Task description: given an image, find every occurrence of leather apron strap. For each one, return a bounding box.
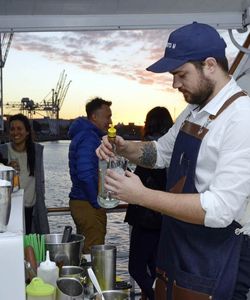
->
[170,91,246,194]
[209,91,247,120]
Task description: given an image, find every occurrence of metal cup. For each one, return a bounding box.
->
[56,277,83,300]
[0,180,12,232]
[90,245,116,291]
[90,290,129,300]
[60,266,86,284]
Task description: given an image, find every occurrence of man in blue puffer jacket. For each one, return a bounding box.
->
[68,97,112,253]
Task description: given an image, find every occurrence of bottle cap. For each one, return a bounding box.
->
[26,277,55,296]
[108,124,116,138]
[39,250,56,270]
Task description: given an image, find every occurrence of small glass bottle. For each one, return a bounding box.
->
[13,168,20,192]
[8,157,20,192]
[97,124,127,209]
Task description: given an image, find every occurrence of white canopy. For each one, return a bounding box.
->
[0,0,250,125]
[0,0,249,32]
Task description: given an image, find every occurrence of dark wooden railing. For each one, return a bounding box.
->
[47,203,128,216]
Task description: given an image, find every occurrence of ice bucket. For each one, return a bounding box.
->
[45,234,84,266]
[0,179,12,232]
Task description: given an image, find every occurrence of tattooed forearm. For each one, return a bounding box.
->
[138,142,157,168]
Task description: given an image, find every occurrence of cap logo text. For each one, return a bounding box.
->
[167,42,176,49]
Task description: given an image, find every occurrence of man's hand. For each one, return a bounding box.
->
[96,135,126,160]
[104,169,146,205]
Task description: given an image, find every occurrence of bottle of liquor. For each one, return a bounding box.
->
[97,124,127,208]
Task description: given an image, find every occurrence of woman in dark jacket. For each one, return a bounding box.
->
[125,106,173,300]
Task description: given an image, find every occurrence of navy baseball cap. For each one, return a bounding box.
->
[146,22,227,73]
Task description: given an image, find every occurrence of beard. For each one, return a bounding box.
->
[182,73,215,107]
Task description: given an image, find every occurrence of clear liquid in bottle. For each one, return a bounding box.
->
[97,159,120,208]
[97,124,127,209]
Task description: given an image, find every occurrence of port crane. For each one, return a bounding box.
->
[6,70,71,119]
[0,32,13,130]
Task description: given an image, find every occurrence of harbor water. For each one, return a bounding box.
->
[42,140,130,280]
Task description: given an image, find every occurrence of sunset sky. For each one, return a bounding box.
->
[3,28,248,125]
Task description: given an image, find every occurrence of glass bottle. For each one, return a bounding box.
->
[8,156,20,192]
[13,168,20,192]
[97,124,127,209]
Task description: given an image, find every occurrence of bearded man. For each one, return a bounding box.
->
[96,22,250,300]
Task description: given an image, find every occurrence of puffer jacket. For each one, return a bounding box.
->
[68,117,104,208]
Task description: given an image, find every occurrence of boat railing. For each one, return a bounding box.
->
[47,203,128,216]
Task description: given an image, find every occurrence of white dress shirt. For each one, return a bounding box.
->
[155,78,250,228]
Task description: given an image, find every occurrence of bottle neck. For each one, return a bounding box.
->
[108,137,116,154]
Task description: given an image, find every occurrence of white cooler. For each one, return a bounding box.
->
[0,190,25,300]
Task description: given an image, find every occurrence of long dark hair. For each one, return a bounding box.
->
[143,106,173,139]
[9,114,35,176]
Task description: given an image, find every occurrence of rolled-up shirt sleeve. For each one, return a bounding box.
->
[200,109,250,228]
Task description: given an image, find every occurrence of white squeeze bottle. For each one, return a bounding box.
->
[37,250,59,288]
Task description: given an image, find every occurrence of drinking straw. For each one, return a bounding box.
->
[24,234,31,248]
[39,235,45,261]
[25,236,28,247]
[32,234,39,263]
[37,234,41,263]
[23,235,27,247]
[42,235,46,260]
[24,234,46,264]
[29,235,34,252]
